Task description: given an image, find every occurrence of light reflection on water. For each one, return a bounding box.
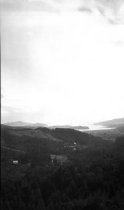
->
[78,124,114,132]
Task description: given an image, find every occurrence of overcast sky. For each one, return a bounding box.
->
[1,0,124,125]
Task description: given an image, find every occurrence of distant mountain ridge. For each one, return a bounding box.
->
[4,118,124,130]
[4,121,47,128]
[4,121,89,130]
[95,118,124,128]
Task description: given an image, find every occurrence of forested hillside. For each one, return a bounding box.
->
[1,125,124,210]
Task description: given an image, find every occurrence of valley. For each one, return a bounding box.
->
[1,123,124,210]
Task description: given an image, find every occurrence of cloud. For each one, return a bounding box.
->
[1,0,124,24]
[78,0,124,24]
[78,7,92,13]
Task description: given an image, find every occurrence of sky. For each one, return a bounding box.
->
[1,0,124,125]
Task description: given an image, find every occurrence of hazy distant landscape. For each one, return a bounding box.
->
[85,118,124,141]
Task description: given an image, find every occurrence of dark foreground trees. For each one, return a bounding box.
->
[1,136,124,210]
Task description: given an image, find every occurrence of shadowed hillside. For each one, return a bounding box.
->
[1,125,124,210]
